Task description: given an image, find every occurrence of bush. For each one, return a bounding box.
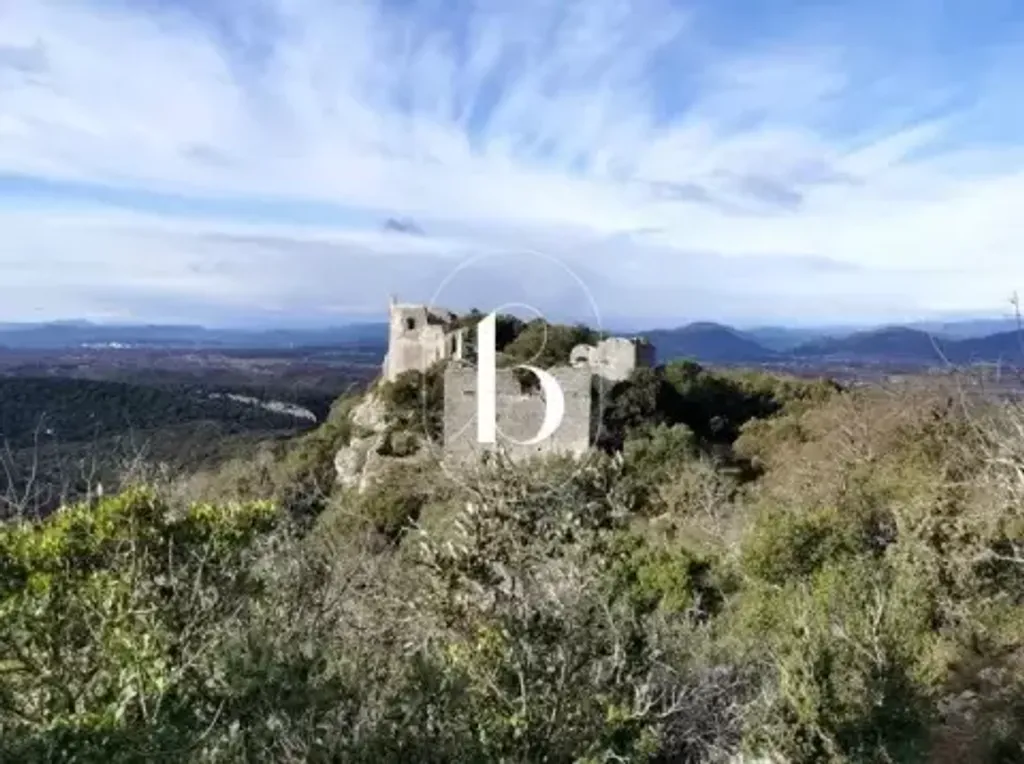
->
[735,558,945,764]
[604,531,723,618]
[378,366,444,440]
[499,319,603,370]
[0,489,290,759]
[741,505,895,586]
[355,467,432,543]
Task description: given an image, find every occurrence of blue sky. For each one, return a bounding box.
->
[2,0,1024,327]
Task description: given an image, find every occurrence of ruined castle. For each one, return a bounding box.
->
[381,296,654,460]
[382,296,468,382]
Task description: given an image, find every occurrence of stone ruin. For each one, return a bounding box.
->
[377,296,654,460]
[336,298,656,490]
[382,295,467,382]
[442,365,596,461]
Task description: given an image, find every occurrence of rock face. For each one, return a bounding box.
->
[333,395,386,493]
[333,392,429,493]
[333,433,379,492]
[350,393,386,432]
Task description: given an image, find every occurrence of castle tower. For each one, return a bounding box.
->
[382,295,461,382]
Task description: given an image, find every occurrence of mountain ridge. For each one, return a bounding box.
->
[3,317,1024,366]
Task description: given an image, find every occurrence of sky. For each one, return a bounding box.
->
[2,0,1024,328]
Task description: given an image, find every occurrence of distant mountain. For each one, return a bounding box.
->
[0,321,389,350]
[790,326,1024,365]
[743,326,838,352]
[792,327,953,363]
[953,330,1024,363]
[905,318,1022,340]
[641,322,1024,367]
[7,314,1024,367]
[642,322,779,363]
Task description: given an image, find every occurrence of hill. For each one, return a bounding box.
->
[789,327,1024,365]
[3,359,1023,761]
[642,323,1024,367]
[953,329,1024,363]
[742,325,837,352]
[6,315,1024,368]
[905,317,1022,338]
[642,322,779,363]
[791,326,953,363]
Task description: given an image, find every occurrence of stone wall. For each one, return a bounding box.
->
[383,301,463,382]
[569,336,655,383]
[443,366,593,460]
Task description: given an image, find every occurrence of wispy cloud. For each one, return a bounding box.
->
[2,0,1024,325]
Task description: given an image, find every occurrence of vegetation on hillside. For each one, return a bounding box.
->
[0,377,314,450]
[0,376,333,518]
[1,320,1022,762]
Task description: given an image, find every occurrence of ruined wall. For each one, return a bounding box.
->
[570,337,655,383]
[443,366,593,460]
[383,303,463,381]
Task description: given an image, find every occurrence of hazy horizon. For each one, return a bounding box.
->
[0,310,1020,336]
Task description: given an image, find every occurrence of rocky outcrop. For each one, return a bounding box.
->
[333,394,385,493]
[333,433,380,492]
[333,391,429,493]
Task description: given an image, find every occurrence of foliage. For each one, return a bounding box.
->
[0,489,287,760]
[499,319,604,370]
[604,531,722,618]
[736,559,943,764]
[3,368,1024,763]
[598,362,840,453]
[414,456,750,762]
[332,463,434,544]
[0,377,312,450]
[449,310,527,361]
[377,365,444,440]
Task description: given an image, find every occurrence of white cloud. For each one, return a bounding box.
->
[1,0,1023,324]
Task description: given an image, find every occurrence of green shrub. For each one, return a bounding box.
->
[5,368,1024,762]
[500,319,603,370]
[377,428,422,457]
[357,471,430,543]
[0,489,288,758]
[604,531,722,618]
[741,505,895,586]
[377,366,444,439]
[737,558,944,764]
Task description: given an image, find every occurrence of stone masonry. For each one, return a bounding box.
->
[443,365,594,460]
[382,295,466,382]
[569,336,656,383]
[441,333,654,460]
